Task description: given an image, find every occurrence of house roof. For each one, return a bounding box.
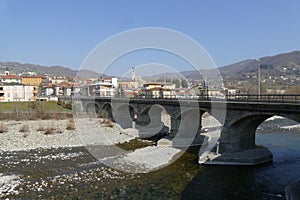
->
[22,75,46,79]
[1,75,20,79]
[143,87,172,91]
[56,82,74,87]
[143,82,174,86]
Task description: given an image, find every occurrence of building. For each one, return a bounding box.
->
[118,81,138,90]
[56,82,74,96]
[141,82,176,98]
[131,66,136,81]
[174,88,191,98]
[22,76,45,86]
[81,82,114,97]
[190,85,225,98]
[0,75,22,85]
[0,85,36,102]
[78,78,118,97]
[41,83,55,96]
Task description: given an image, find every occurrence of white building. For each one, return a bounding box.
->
[141,82,176,98]
[0,75,22,84]
[0,85,36,102]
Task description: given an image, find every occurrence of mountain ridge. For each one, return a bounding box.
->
[0,61,102,78]
[1,50,300,81]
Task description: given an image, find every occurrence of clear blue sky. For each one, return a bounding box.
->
[1,0,300,75]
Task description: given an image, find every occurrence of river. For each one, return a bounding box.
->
[1,116,300,199]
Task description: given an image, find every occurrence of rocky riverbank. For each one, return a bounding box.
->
[0,118,134,152]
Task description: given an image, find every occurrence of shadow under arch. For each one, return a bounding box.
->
[135,104,170,138]
[112,103,137,129]
[85,102,100,117]
[101,102,114,120]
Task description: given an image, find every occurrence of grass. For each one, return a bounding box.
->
[0,101,73,121]
[0,101,71,112]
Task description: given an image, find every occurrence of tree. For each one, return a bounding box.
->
[181,79,188,88]
[172,78,180,88]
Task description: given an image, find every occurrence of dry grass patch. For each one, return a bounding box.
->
[43,126,64,135]
[56,128,64,134]
[97,110,109,119]
[66,119,76,130]
[19,124,29,133]
[43,127,56,135]
[100,119,114,128]
[36,124,45,132]
[0,122,8,133]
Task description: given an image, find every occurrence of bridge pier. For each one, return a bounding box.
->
[135,106,169,138]
[112,105,134,129]
[170,117,180,137]
[168,110,205,147]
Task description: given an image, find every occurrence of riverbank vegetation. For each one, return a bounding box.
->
[0,101,72,120]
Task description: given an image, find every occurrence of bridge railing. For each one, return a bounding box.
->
[222,94,300,104]
[131,94,300,104]
[61,94,300,104]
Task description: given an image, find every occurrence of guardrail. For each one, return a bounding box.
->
[225,94,300,104]
[61,94,300,104]
[130,94,300,104]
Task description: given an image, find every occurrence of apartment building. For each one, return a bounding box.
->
[22,76,45,86]
[80,78,118,97]
[0,75,22,84]
[141,82,176,98]
[0,85,36,102]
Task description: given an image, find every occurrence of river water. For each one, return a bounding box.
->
[1,116,300,199]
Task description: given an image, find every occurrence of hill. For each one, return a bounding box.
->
[170,50,300,82]
[219,50,300,77]
[0,62,101,78]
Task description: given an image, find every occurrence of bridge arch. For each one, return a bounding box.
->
[112,103,137,128]
[219,111,300,153]
[85,102,101,117]
[101,102,113,119]
[135,104,170,137]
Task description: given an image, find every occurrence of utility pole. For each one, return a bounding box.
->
[257,59,261,100]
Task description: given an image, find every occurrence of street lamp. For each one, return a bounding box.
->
[256,59,261,100]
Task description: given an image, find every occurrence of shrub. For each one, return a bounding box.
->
[19,124,29,133]
[97,110,109,119]
[66,120,76,130]
[101,119,114,128]
[57,100,62,106]
[55,128,64,134]
[0,123,8,133]
[43,127,56,135]
[36,125,45,132]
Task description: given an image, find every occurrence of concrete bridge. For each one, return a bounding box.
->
[61,94,300,166]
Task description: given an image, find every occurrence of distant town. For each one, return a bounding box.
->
[0,66,203,102]
[0,51,300,102]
